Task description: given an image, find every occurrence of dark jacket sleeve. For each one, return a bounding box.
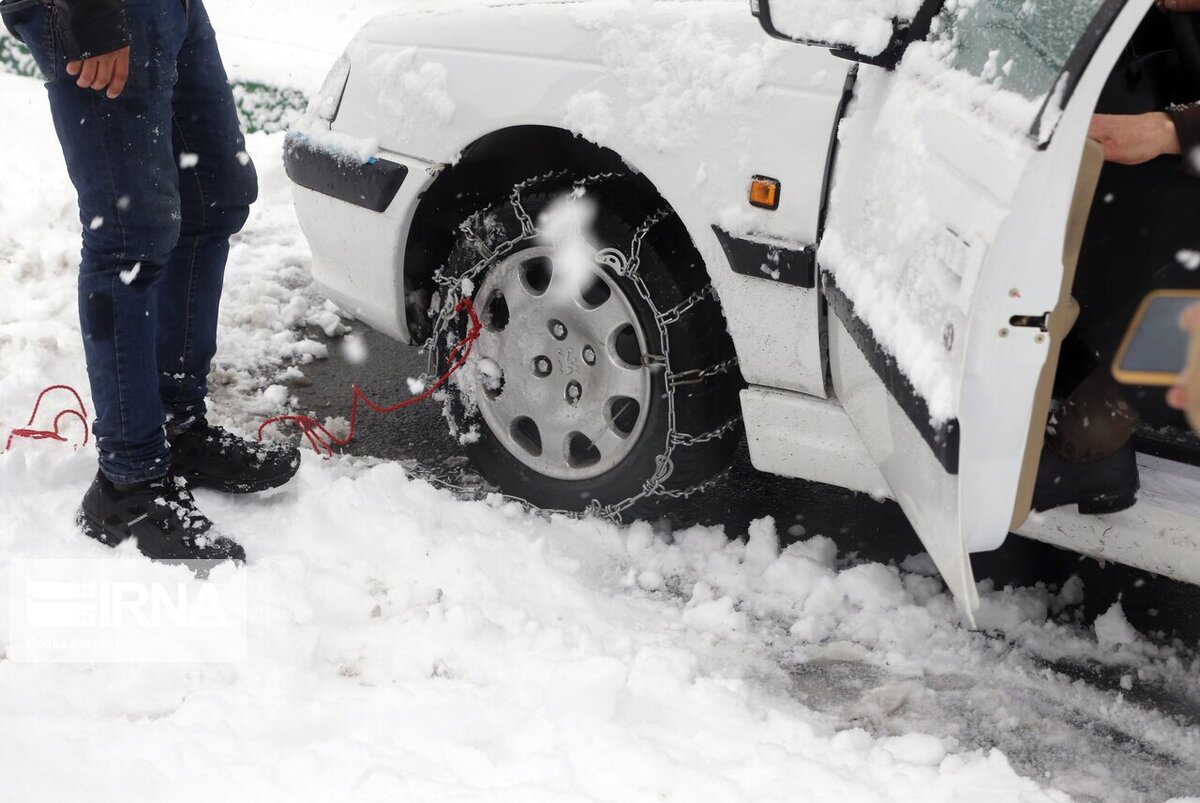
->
[1168,104,1200,176]
[54,0,129,62]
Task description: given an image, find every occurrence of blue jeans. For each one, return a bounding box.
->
[6,0,257,485]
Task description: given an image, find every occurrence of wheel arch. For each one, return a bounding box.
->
[400,124,733,342]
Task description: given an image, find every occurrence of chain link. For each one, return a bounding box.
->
[668,358,740,387]
[671,417,742,447]
[658,285,715,326]
[646,466,735,501]
[424,173,740,523]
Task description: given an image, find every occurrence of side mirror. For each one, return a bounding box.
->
[751,0,943,71]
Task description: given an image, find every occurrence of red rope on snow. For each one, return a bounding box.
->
[3,384,90,453]
[258,297,482,457]
[2,300,480,460]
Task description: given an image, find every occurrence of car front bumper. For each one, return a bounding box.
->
[286,135,442,344]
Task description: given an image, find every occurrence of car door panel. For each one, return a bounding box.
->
[1010,141,1104,529]
[828,313,979,612]
[818,0,1152,619]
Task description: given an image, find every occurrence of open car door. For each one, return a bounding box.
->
[779,0,1154,620]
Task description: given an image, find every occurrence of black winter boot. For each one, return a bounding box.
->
[170,419,300,494]
[77,472,246,562]
[1032,443,1139,515]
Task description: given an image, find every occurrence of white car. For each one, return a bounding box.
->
[285,0,1200,619]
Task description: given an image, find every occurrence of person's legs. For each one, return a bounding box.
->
[1037,238,1200,514]
[152,0,298,494]
[157,0,257,432]
[7,0,247,560]
[1058,252,1200,459]
[8,0,190,486]
[1046,366,1140,462]
[1035,151,1200,514]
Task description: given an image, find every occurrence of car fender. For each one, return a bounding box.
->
[330,2,853,396]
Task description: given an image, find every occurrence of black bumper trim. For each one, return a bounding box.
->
[284,133,408,214]
[713,227,816,289]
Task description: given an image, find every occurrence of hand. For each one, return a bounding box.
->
[1167,302,1200,419]
[66,46,131,99]
[1089,113,1182,165]
[1159,0,1200,11]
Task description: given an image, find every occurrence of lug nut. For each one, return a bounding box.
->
[533,356,553,377]
[566,381,582,404]
[549,320,568,340]
[582,345,596,366]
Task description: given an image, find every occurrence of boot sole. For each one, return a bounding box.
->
[76,510,123,548]
[176,461,300,495]
[76,510,245,565]
[1035,484,1139,516]
[1077,484,1139,515]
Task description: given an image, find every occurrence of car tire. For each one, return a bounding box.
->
[430,174,742,516]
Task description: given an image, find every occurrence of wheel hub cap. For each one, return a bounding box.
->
[466,246,652,481]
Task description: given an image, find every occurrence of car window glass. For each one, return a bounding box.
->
[933,0,1108,101]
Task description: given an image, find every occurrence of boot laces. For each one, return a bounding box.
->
[145,476,215,544]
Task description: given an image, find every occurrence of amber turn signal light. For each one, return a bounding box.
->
[748,176,781,210]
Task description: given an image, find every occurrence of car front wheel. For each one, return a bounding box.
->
[430,175,742,517]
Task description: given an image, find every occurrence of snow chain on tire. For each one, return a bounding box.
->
[423,169,743,522]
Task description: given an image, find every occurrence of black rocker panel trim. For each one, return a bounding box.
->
[823,275,961,475]
[713,227,816,289]
[284,134,408,214]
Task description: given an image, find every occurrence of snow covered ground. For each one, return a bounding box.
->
[1,5,1200,801]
